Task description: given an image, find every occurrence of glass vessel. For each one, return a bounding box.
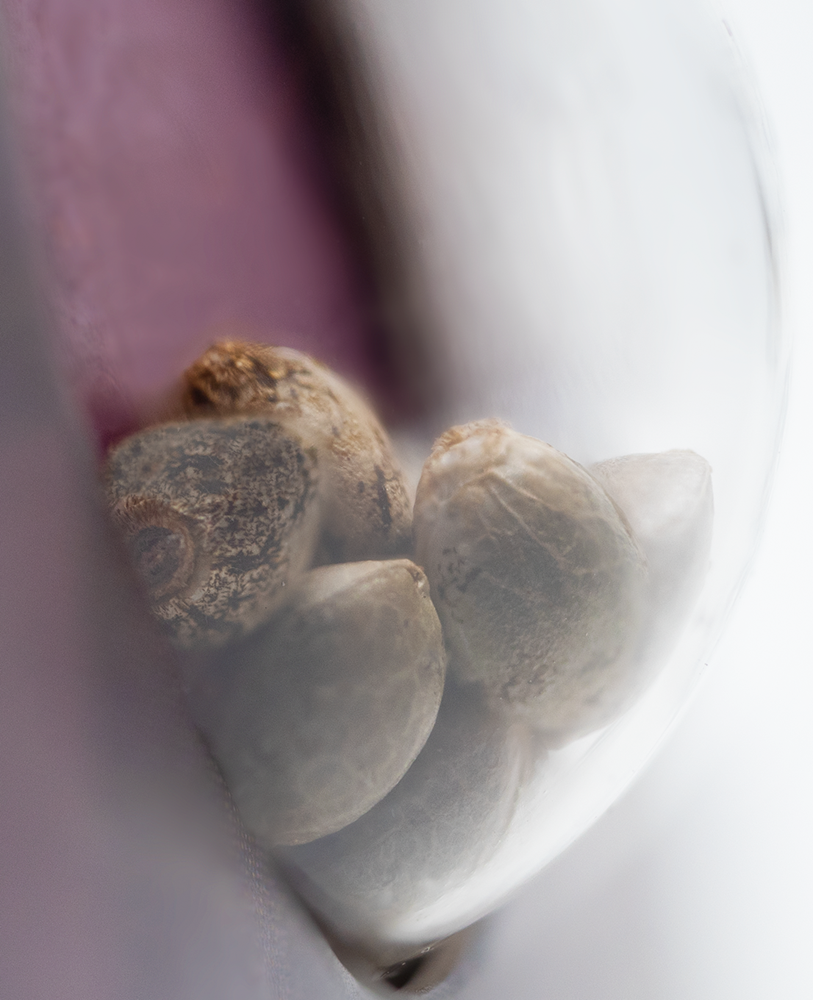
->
[270,0,787,976]
[0,0,786,996]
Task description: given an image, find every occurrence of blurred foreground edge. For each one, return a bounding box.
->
[0,39,385,1000]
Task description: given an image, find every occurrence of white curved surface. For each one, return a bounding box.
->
[286,0,784,954]
[458,1,813,996]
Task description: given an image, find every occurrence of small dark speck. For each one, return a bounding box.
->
[374,466,392,531]
[189,386,211,409]
[357,480,365,493]
[249,357,278,390]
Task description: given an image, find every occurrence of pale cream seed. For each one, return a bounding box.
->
[281,681,533,946]
[590,449,713,665]
[199,559,447,847]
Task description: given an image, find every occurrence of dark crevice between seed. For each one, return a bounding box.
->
[380,955,426,990]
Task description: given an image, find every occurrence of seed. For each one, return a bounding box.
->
[104,416,320,650]
[590,449,713,661]
[413,419,648,742]
[281,681,532,946]
[176,341,412,563]
[199,559,447,847]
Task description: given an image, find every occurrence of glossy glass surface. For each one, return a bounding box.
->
[0,0,787,995]
[274,0,788,959]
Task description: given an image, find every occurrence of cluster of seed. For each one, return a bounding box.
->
[103,342,713,881]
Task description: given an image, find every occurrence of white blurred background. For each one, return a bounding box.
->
[464,1,813,996]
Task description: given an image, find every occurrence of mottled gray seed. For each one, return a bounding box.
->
[200,559,447,847]
[105,416,320,650]
[413,420,648,741]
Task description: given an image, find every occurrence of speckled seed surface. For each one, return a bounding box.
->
[177,341,412,562]
[105,416,320,650]
[205,559,447,847]
[414,420,648,741]
[282,682,532,946]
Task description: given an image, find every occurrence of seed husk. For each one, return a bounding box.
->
[281,681,532,946]
[413,419,648,741]
[590,449,713,662]
[199,559,447,847]
[177,340,412,563]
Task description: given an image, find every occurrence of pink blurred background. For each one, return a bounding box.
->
[2,0,387,449]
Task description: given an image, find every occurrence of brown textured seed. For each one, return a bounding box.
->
[200,560,447,847]
[105,416,320,650]
[176,341,412,562]
[413,420,648,742]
